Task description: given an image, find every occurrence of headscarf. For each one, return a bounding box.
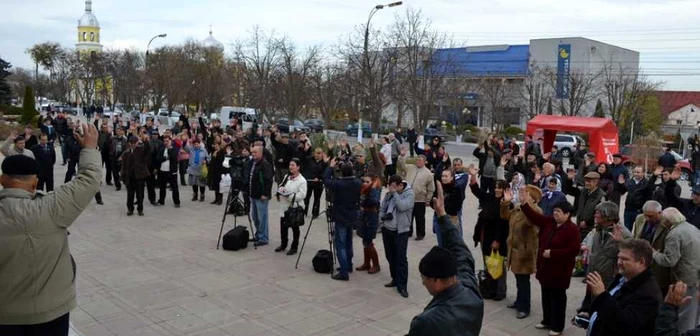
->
[510,172,525,205]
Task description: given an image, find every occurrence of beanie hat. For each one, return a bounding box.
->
[419,246,457,279]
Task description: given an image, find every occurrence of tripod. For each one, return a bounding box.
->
[295,203,337,277]
[216,181,257,250]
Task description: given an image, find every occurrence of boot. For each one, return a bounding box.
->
[367,243,381,274]
[356,247,371,271]
[191,193,198,201]
[215,193,223,205]
[210,194,219,205]
[199,194,205,202]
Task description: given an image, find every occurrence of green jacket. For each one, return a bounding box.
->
[0,148,101,324]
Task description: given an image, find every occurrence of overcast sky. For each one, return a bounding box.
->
[2,0,700,90]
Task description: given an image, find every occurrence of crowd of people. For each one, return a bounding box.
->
[3,110,700,336]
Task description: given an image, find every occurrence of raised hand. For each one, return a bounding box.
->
[654,166,663,176]
[500,156,508,167]
[74,124,98,149]
[503,189,513,203]
[467,164,479,177]
[322,153,330,163]
[433,182,446,217]
[609,224,623,241]
[9,131,17,140]
[671,167,682,181]
[665,281,693,307]
[534,171,542,182]
[567,170,576,180]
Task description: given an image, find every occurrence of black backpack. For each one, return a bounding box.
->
[312,250,333,273]
[222,226,249,251]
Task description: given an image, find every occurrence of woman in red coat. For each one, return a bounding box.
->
[520,188,581,336]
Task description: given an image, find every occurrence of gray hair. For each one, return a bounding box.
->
[595,201,620,224]
[642,201,662,213]
[661,207,686,226]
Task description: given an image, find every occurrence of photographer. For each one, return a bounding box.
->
[407,183,484,336]
[380,175,415,298]
[303,148,326,218]
[270,127,294,186]
[274,158,307,256]
[576,239,662,336]
[323,157,362,281]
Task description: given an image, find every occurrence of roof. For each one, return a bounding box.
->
[654,91,700,117]
[526,115,618,134]
[430,44,530,77]
[78,0,99,27]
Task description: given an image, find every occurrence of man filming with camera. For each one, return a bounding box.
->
[323,156,361,281]
[574,238,662,336]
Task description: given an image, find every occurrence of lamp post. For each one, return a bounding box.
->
[143,34,166,114]
[360,1,402,141]
[146,33,167,56]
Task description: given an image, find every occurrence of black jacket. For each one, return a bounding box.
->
[148,139,164,171]
[270,132,294,169]
[470,182,509,256]
[588,269,662,336]
[666,179,700,229]
[407,128,417,143]
[30,144,56,176]
[156,147,179,174]
[656,303,700,336]
[323,167,361,225]
[64,131,81,161]
[618,177,651,210]
[651,175,681,209]
[303,157,327,182]
[407,215,484,336]
[246,158,273,199]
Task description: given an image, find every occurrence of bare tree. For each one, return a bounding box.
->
[311,62,349,124]
[274,39,320,120]
[234,26,281,121]
[477,77,512,131]
[540,66,600,116]
[600,63,659,126]
[517,64,551,120]
[8,68,34,101]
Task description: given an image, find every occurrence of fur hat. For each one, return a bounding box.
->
[525,184,543,203]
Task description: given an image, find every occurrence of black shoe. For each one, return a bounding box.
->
[482,293,494,300]
[517,312,529,319]
[399,288,409,298]
[151,202,160,206]
[192,194,198,201]
[96,200,104,205]
[336,267,353,273]
[384,280,396,288]
[415,236,424,241]
[492,296,505,302]
[332,273,349,281]
[138,211,144,216]
[158,201,165,205]
[286,248,297,256]
[199,194,205,202]
[115,187,121,191]
[274,246,286,252]
[106,182,113,186]
[174,204,181,208]
[507,302,517,309]
[127,211,134,216]
[62,162,67,166]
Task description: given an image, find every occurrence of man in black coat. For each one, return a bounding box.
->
[63,129,82,183]
[270,128,294,185]
[659,147,677,170]
[246,145,274,245]
[618,166,652,231]
[147,130,164,206]
[407,127,418,157]
[30,134,56,192]
[579,238,662,336]
[408,184,484,336]
[156,135,180,207]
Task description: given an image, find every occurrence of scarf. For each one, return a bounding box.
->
[193,148,203,165]
[510,172,525,204]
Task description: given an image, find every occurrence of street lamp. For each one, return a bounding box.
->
[360,1,402,141]
[146,33,167,56]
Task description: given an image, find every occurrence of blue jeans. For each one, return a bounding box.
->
[433,214,463,247]
[623,208,640,231]
[515,274,531,314]
[694,171,700,187]
[251,198,269,243]
[382,228,409,290]
[335,224,354,276]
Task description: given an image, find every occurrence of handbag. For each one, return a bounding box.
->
[284,193,305,226]
[485,249,504,280]
[220,174,231,192]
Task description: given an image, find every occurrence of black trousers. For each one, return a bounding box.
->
[127,179,146,212]
[146,173,157,203]
[480,176,495,195]
[102,153,112,184]
[64,159,77,183]
[111,158,122,189]
[541,286,567,332]
[158,171,180,205]
[178,161,188,185]
[408,142,416,157]
[385,162,397,181]
[515,274,531,314]
[411,202,426,238]
[0,313,69,336]
[38,172,54,192]
[304,181,324,217]
[280,216,300,249]
[382,228,409,290]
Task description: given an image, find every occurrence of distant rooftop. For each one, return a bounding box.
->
[431,44,530,77]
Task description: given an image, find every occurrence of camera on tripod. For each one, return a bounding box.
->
[223,155,248,217]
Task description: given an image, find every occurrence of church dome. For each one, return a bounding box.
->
[201,28,224,50]
[78,0,99,27]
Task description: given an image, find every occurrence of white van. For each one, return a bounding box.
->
[218,106,259,131]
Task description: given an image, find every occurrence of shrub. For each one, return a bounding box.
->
[503,126,524,136]
[0,104,24,116]
[21,87,37,124]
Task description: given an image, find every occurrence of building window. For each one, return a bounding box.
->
[83,32,87,41]
[90,32,94,41]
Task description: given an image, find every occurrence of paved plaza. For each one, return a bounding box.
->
[19,151,597,336]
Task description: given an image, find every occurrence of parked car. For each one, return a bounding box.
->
[276,118,310,133]
[619,144,692,180]
[346,122,372,138]
[304,119,324,133]
[553,134,586,157]
[424,128,448,144]
[380,120,397,133]
[102,107,123,118]
[156,110,181,125]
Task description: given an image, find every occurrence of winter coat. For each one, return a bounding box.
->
[379,183,415,234]
[567,185,605,237]
[618,177,651,210]
[156,146,179,174]
[501,201,541,274]
[588,224,632,287]
[398,155,435,203]
[120,142,152,186]
[207,150,226,190]
[538,190,568,216]
[279,174,307,209]
[652,221,700,285]
[186,145,210,176]
[324,167,362,225]
[631,214,673,296]
[406,128,418,143]
[30,143,56,176]
[587,269,663,336]
[1,138,36,159]
[520,203,581,289]
[246,158,274,199]
[407,215,484,336]
[666,180,700,229]
[110,136,128,159]
[0,149,101,324]
[470,182,509,256]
